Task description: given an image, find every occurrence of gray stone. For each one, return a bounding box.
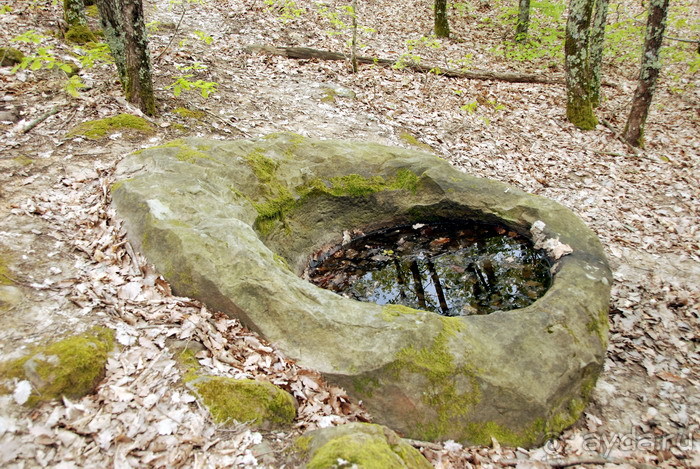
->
[112,133,612,446]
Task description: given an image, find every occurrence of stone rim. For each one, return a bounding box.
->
[112,134,612,446]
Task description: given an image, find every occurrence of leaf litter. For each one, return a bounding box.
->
[0,0,698,467]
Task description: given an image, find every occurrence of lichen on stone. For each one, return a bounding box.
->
[398,131,434,152]
[380,304,419,322]
[0,326,115,406]
[67,113,154,140]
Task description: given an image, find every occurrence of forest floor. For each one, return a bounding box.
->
[0,0,698,467]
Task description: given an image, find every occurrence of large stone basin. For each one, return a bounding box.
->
[112,133,611,447]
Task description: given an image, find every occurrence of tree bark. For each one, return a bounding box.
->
[350,0,358,73]
[434,0,450,38]
[565,0,597,130]
[623,0,670,148]
[589,0,609,107]
[64,0,87,26]
[516,0,531,42]
[96,0,156,116]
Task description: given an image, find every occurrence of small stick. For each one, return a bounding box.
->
[403,438,444,451]
[154,6,187,64]
[500,456,658,469]
[21,106,60,134]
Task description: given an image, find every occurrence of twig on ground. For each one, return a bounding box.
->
[599,118,669,163]
[21,106,60,134]
[500,456,658,469]
[154,5,187,64]
[404,438,444,451]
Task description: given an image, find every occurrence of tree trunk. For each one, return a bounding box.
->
[350,0,358,73]
[623,0,670,148]
[565,0,597,130]
[64,0,87,26]
[589,0,609,107]
[96,0,156,116]
[516,0,531,42]
[434,0,450,38]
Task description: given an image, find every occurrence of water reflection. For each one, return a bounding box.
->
[306,222,551,315]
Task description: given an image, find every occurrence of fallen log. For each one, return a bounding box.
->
[245,44,563,85]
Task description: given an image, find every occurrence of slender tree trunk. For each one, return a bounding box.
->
[565,0,597,130]
[434,0,450,38]
[516,0,531,42]
[623,0,670,147]
[96,0,156,116]
[350,0,358,73]
[589,0,609,107]
[64,0,87,26]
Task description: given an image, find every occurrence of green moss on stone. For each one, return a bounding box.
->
[67,113,154,140]
[300,170,420,199]
[380,304,419,322]
[273,254,292,271]
[352,375,381,397]
[399,131,434,152]
[0,253,14,285]
[173,107,206,120]
[465,419,545,447]
[0,326,114,406]
[65,24,98,44]
[245,150,278,182]
[307,425,431,469]
[174,347,200,383]
[192,377,296,428]
[0,47,25,67]
[146,140,211,163]
[586,307,609,345]
[391,317,481,441]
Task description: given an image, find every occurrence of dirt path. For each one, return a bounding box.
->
[0,0,697,467]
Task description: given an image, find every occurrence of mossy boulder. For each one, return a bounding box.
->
[67,113,154,140]
[190,376,296,429]
[173,343,296,429]
[0,47,24,67]
[298,423,432,469]
[111,134,612,446]
[65,24,98,44]
[0,327,114,406]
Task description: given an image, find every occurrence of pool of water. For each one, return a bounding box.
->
[305,222,551,315]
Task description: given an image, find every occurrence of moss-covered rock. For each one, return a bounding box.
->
[172,342,296,429]
[0,47,24,67]
[190,377,296,429]
[65,24,98,44]
[299,423,432,469]
[173,107,206,120]
[112,134,612,446]
[0,327,114,406]
[67,113,154,140]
